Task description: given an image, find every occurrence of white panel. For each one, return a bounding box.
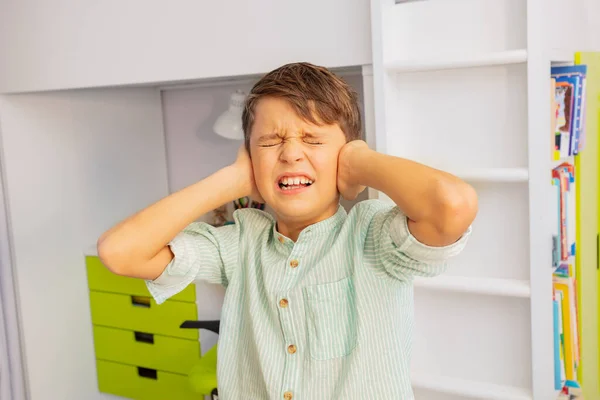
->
[387,0,526,61]
[0,0,371,93]
[0,88,169,400]
[411,291,532,390]
[386,64,528,170]
[445,182,529,280]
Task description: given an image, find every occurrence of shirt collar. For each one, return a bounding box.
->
[271,204,348,245]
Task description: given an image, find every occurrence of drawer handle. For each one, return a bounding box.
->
[134,331,154,344]
[137,367,157,380]
[131,295,151,308]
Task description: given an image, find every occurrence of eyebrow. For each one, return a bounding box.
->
[255,131,324,144]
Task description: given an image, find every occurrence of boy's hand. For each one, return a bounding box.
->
[232,145,264,203]
[337,140,368,201]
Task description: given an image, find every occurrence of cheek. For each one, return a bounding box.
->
[251,156,273,189]
[313,154,339,184]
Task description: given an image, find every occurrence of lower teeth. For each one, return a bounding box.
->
[280,184,310,190]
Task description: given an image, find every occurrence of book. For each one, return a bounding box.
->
[551,65,588,156]
[551,78,558,160]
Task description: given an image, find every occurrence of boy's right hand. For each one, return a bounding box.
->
[97,144,265,280]
[232,145,264,203]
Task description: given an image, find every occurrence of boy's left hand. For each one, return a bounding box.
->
[337,140,368,200]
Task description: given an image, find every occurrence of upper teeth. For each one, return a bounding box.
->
[281,176,313,185]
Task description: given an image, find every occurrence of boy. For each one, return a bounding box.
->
[97,62,477,399]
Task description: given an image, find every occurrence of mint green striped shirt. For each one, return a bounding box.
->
[146,199,471,400]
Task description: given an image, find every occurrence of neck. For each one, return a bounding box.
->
[276,204,339,242]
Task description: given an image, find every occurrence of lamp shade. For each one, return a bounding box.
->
[213,90,246,140]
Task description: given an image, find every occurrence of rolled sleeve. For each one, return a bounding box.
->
[389,207,472,264]
[145,222,238,304]
[364,203,471,280]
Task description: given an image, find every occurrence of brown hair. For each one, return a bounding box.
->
[242,62,362,150]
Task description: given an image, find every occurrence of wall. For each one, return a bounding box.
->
[0,0,371,94]
[0,87,169,400]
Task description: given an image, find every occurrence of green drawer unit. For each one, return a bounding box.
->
[93,325,201,375]
[89,291,198,340]
[85,255,196,303]
[96,359,198,400]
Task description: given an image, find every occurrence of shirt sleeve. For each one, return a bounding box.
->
[145,221,239,304]
[364,202,472,281]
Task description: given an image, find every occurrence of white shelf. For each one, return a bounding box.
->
[411,373,532,400]
[413,275,531,298]
[385,49,528,73]
[450,167,529,183]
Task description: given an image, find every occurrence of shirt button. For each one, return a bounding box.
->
[278,236,285,243]
[283,391,293,400]
[287,344,297,354]
[279,298,289,308]
[289,259,299,268]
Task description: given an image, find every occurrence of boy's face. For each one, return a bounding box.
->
[249,97,346,227]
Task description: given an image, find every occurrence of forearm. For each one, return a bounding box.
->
[97,165,246,275]
[352,148,477,243]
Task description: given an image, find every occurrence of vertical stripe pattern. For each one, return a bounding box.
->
[146,199,471,400]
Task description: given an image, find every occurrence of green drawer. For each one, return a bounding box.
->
[89,291,198,340]
[85,255,196,303]
[97,359,198,400]
[93,326,201,375]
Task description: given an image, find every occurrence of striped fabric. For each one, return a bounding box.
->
[146,199,471,400]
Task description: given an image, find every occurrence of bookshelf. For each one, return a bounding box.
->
[370,0,596,399]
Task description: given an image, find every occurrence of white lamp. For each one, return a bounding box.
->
[213,90,246,140]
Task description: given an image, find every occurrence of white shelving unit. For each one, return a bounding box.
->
[370,0,569,398]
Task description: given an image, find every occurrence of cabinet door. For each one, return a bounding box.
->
[369,1,536,399]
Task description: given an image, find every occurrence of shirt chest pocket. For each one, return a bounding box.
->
[303,276,358,361]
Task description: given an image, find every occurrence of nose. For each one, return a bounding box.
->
[279,140,304,163]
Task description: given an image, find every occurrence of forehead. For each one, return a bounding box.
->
[253,97,322,131]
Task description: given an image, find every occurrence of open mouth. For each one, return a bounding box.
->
[278,176,314,191]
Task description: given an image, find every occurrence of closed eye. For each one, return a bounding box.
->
[304,139,323,145]
[258,142,281,147]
